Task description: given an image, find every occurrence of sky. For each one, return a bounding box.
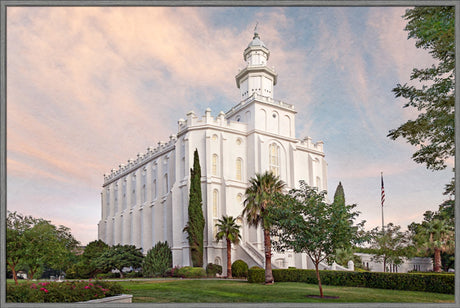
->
[6,5,454,245]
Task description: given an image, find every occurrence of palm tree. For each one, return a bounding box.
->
[242,171,285,284]
[422,218,454,272]
[215,215,241,278]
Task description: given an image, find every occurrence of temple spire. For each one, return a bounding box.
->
[253,21,259,39]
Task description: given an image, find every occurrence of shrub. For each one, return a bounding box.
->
[96,271,120,279]
[142,241,173,278]
[6,280,124,303]
[125,270,143,278]
[231,260,248,278]
[176,266,206,278]
[248,266,265,283]
[248,268,454,294]
[164,266,181,278]
[206,263,223,277]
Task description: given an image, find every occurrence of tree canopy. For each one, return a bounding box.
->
[6,211,79,283]
[268,181,362,297]
[388,7,455,174]
[95,244,144,278]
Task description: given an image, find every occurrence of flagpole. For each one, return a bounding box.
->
[381,172,385,232]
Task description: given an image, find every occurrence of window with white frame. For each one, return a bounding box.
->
[152,164,157,200]
[114,183,118,213]
[212,154,218,176]
[141,168,147,204]
[122,178,127,210]
[213,189,219,240]
[131,173,137,206]
[236,158,242,181]
[236,193,242,205]
[106,188,110,217]
[269,143,280,176]
[164,173,169,194]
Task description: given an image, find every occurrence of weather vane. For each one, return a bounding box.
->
[254,21,259,33]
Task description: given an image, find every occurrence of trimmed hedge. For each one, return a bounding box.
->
[175,267,206,278]
[206,263,223,277]
[231,260,249,278]
[247,268,454,294]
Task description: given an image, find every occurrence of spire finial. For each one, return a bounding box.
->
[253,21,259,39]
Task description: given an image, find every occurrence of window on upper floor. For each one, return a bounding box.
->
[212,154,218,176]
[236,158,243,181]
[213,189,218,218]
[164,173,169,195]
[122,178,127,210]
[131,174,137,206]
[141,169,147,204]
[106,188,110,217]
[269,143,280,176]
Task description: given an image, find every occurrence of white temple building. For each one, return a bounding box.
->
[98,30,329,270]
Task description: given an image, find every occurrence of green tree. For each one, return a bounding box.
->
[215,215,241,278]
[7,211,79,282]
[6,211,39,284]
[95,244,144,278]
[243,171,285,284]
[368,223,410,272]
[143,241,173,277]
[70,240,109,278]
[184,149,205,267]
[267,181,361,297]
[21,221,79,280]
[388,7,455,189]
[409,210,455,272]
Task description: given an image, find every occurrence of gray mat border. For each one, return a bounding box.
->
[0,0,458,307]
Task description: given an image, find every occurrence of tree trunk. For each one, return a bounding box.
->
[315,261,323,298]
[263,228,274,284]
[383,256,386,273]
[8,261,18,285]
[226,238,232,278]
[434,248,442,272]
[28,265,40,281]
[119,268,124,279]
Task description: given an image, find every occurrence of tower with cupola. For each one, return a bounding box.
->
[235,29,278,100]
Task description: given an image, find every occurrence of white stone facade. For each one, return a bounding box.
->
[98,31,327,270]
[355,253,433,273]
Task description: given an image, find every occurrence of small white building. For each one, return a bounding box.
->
[356,253,433,273]
[98,30,328,271]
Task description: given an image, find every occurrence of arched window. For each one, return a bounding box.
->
[236,193,242,204]
[236,158,242,181]
[269,143,280,176]
[152,164,157,200]
[213,189,219,240]
[122,178,127,210]
[114,183,118,213]
[213,189,218,218]
[164,174,169,194]
[141,168,147,204]
[106,188,110,217]
[214,257,221,266]
[212,154,218,176]
[131,174,137,206]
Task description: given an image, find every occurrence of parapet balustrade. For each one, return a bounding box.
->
[227,93,294,115]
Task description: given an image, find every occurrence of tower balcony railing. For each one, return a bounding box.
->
[226,93,294,116]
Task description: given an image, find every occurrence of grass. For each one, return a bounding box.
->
[115,279,455,303]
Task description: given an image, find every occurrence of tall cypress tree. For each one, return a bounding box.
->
[333,181,345,207]
[183,149,205,267]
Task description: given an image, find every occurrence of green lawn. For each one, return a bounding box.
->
[116,279,455,303]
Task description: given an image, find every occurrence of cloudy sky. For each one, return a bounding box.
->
[7,5,453,245]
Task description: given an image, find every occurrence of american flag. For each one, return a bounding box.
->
[381,172,385,207]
